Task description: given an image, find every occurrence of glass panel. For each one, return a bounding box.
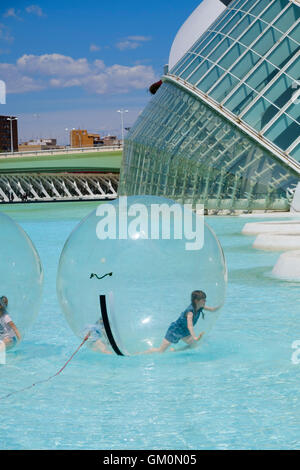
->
[190,32,209,53]
[285,58,300,82]
[221,11,244,35]
[208,36,233,62]
[290,144,300,162]
[249,0,273,17]
[286,102,300,124]
[209,74,239,102]
[239,0,258,12]
[289,22,300,44]
[180,56,203,80]
[246,60,278,92]
[189,60,211,85]
[273,5,300,34]
[214,9,236,32]
[252,27,282,56]
[239,19,268,47]
[209,8,233,32]
[243,97,279,131]
[267,37,300,68]
[201,34,224,57]
[218,42,246,70]
[123,80,299,210]
[260,0,289,24]
[229,13,255,39]
[171,54,191,75]
[224,83,258,114]
[230,50,260,79]
[264,74,294,109]
[232,0,247,9]
[264,113,299,151]
[197,66,225,93]
[193,32,216,54]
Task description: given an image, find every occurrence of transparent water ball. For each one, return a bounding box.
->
[57,196,227,355]
[0,212,43,348]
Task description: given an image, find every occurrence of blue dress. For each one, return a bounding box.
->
[165,304,204,344]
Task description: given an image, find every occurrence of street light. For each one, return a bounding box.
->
[65,127,75,147]
[117,109,128,144]
[7,117,18,154]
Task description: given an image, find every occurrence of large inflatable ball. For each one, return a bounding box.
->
[0,212,43,350]
[57,196,227,355]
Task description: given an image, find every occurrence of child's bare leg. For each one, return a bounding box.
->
[3,338,14,350]
[181,332,204,348]
[144,339,171,354]
[182,335,194,345]
[92,339,112,355]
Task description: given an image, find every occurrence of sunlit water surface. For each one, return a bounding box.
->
[0,202,299,450]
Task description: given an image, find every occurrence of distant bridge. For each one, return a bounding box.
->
[0,147,122,203]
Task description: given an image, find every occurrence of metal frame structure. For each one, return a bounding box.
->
[0,173,119,203]
[169,0,300,161]
[120,0,300,212]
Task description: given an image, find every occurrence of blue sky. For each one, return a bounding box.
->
[0,0,201,143]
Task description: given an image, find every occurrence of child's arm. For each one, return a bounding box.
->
[203,305,222,312]
[8,321,21,341]
[187,312,203,341]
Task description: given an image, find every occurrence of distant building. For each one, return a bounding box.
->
[19,138,59,152]
[101,135,120,147]
[70,130,101,148]
[0,115,18,152]
[70,129,120,148]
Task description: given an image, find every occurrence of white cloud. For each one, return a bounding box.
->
[127,36,151,42]
[17,54,90,76]
[116,35,152,51]
[25,5,45,17]
[0,62,44,93]
[3,8,21,19]
[0,23,14,42]
[94,59,105,70]
[116,40,140,51]
[90,44,101,52]
[0,53,156,95]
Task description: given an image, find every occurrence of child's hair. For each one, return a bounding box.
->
[191,290,206,309]
[0,296,8,312]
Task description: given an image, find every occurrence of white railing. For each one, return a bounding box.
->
[0,145,123,159]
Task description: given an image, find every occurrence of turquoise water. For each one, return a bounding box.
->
[0,202,299,450]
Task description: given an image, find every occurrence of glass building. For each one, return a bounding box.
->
[120,0,300,212]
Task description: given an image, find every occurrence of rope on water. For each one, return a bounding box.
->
[0,333,91,401]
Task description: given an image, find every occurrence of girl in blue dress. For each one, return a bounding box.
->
[146,290,219,353]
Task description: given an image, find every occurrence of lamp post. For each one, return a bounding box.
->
[117,109,128,145]
[7,117,18,154]
[65,127,75,147]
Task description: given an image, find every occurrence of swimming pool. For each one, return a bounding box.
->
[0,202,299,450]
